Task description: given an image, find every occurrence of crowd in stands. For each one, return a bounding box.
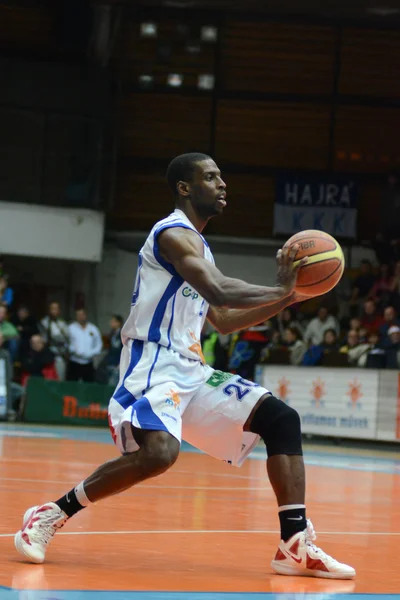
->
[0,262,123,419]
[1,251,400,419]
[202,258,400,379]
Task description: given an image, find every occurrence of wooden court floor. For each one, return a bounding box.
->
[0,424,399,600]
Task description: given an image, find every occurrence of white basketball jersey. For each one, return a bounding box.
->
[121,209,215,363]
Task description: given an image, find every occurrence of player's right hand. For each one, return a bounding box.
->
[275,245,308,295]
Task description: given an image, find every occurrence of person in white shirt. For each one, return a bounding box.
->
[40,302,70,381]
[304,306,340,347]
[67,309,102,382]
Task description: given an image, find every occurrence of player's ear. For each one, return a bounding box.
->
[177,180,190,197]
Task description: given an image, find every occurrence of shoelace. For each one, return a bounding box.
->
[305,519,337,564]
[29,511,67,546]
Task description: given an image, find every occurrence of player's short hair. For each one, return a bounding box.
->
[166,153,211,196]
[112,314,123,325]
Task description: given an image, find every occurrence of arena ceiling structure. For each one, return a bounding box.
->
[106,0,400,23]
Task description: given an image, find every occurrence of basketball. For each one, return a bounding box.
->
[283,230,345,297]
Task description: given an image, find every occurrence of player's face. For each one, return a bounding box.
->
[189,159,227,217]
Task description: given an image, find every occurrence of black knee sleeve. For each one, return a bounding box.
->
[249,395,303,457]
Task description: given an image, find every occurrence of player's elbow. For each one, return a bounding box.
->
[204,286,226,308]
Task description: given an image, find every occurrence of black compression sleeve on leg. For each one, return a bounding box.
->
[249,395,303,457]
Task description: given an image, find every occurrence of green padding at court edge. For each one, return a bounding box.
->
[24,377,115,426]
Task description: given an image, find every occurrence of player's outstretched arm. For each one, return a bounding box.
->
[158,228,307,312]
[206,291,309,335]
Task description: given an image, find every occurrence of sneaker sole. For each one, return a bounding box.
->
[271,561,355,579]
[14,531,44,564]
[14,506,44,564]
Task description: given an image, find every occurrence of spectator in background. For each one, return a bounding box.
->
[284,326,306,366]
[276,307,304,338]
[303,328,339,366]
[0,275,13,308]
[379,306,400,347]
[385,325,400,369]
[360,299,385,335]
[228,322,270,380]
[68,309,102,383]
[0,331,23,417]
[21,335,55,379]
[0,305,19,361]
[202,322,229,371]
[349,260,376,315]
[340,330,371,367]
[370,263,394,309]
[12,306,39,361]
[40,302,69,381]
[304,306,340,347]
[106,314,124,386]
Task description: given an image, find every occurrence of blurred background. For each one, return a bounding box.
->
[0,0,400,440]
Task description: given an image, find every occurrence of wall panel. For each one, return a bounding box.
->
[216,100,330,169]
[119,93,213,159]
[221,21,336,94]
[339,28,400,98]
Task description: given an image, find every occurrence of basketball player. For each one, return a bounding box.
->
[15,153,355,579]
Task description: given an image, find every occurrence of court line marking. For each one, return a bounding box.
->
[1,529,399,539]
[0,477,273,491]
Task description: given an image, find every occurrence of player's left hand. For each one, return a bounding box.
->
[275,245,308,295]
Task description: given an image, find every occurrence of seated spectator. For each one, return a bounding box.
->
[12,306,39,361]
[0,274,14,308]
[340,330,371,367]
[304,306,340,347]
[68,309,103,383]
[370,263,394,309]
[202,322,229,371]
[276,307,304,338]
[229,322,270,379]
[349,260,376,315]
[0,332,24,417]
[379,306,400,347]
[40,301,70,381]
[303,328,339,366]
[360,299,385,335]
[385,325,400,369]
[21,335,56,383]
[284,326,306,366]
[104,315,123,386]
[0,305,19,361]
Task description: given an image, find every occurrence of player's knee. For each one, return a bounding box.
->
[142,432,180,476]
[249,395,302,457]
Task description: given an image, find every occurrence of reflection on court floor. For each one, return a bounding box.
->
[0,424,399,600]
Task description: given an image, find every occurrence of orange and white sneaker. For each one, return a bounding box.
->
[14,503,68,564]
[271,520,355,579]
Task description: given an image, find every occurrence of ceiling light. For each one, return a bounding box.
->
[367,7,400,16]
[140,22,157,37]
[167,74,183,87]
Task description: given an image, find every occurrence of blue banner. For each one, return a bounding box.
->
[274,174,359,239]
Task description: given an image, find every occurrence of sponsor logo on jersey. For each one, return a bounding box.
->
[165,389,181,410]
[182,287,199,300]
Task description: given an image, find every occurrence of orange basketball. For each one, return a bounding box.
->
[283,230,345,297]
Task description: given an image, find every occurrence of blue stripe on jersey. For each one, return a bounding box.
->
[146,344,161,389]
[148,274,183,343]
[153,222,197,276]
[131,396,169,433]
[167,292,177,349]
[113,339,144,409]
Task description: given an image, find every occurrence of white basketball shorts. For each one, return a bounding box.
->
[108,339,270,467]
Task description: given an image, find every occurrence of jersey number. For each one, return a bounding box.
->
[223,378,259,402]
